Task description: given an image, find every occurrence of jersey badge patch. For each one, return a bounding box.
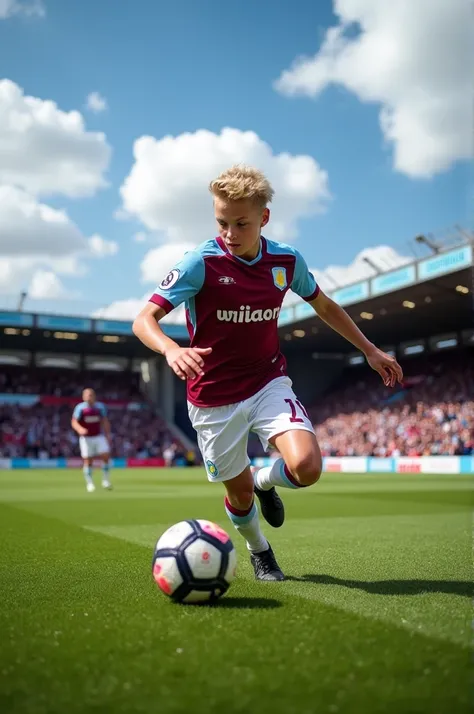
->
[272,267,287,291]
[160,269,180,290]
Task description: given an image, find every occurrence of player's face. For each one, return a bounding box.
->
[83,389,95,405]
[214,198,269,261]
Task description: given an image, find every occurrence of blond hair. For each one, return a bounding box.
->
[209,165,274,207]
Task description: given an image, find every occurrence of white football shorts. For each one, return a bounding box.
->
[187,376,314,483]
[79,435,110,459]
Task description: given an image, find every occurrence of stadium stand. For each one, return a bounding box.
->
[1,350,472,460]
[0,365,142,400]
[0,367,188,461]
[311,350,473,457]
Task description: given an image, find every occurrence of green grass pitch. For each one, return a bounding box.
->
[0,468,472,714]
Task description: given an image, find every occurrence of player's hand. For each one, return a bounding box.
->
[78,427,88,436]
[365,347,403,387]
[165,346,212,381]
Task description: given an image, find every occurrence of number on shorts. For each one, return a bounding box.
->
[285,398,309,423]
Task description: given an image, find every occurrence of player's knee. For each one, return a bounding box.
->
[293,453,322,486]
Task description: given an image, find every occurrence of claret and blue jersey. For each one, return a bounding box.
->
[72,402,107,437]
[150,235,319,408]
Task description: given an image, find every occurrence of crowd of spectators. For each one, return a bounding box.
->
[311,351,473,457]
[1,351,472,460]
[0,403,183,460]
[0,367,186,461]
[0,367,142,402]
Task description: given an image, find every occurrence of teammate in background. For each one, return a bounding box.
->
[163,443,177,468]
[133,165,403,581]
[71,388,112,492]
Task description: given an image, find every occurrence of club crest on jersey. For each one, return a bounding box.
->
[160,269,180,290]
[272,267,287,291]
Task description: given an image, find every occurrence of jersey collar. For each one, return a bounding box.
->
[216,236,266,265]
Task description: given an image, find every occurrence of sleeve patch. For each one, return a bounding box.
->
[159,269,180,290]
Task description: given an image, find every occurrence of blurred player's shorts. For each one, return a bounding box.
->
[188,376,314,483]
[79,435,110,458]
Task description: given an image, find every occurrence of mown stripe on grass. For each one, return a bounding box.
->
[85,510,472,647]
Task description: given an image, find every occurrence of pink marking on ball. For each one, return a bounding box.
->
[201,522,229,544]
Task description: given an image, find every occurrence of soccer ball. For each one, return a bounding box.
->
[152,519,237,604]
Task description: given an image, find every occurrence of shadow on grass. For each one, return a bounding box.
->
[193,597,282,610]
[285,574,473,597]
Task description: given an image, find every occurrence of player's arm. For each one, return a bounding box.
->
[310,289,403,386]
[133,303,181,357]
[290,248,403,387]
[71,417,88,436]
[100,404,111,441]
[132,254,212,381]
[134,303,211,381]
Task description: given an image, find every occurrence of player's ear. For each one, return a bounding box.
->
[261,208,270,228]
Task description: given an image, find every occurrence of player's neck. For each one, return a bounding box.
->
[239,238,261,262]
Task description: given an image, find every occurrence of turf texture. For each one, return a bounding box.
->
[0,468,472,714]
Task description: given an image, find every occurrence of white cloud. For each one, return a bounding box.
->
[92,243,194,323]
[0,79,111,197]
[274,0,471,178]
[133,231,147,243]
[0,187,118,295]
[86,91,107,114]
[29,270,68,299]
[93,293,186,324]
[0,255,71,296]
[120,127,330,243]
[0,185,85,257]
[92,295,149,321]
[114,127,330,325]
[140,242,196,284]
[88,234,118,257]
[0,0,44,18]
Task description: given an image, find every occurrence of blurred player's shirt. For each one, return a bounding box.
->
[72,402,107,436]
[149,236,319,407]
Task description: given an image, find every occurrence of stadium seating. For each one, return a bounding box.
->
[310,351,473,457]
[0,366,142,401]
[1,351,472,460]
[0,367,187,461]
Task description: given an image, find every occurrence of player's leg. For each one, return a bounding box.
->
[223,467,284,581]
[187,400,284,581]
[97,436,112,489]
[100,453,112,489]
[251,378,322,526]
[222,466,268,554]
[268,429,322,488]
[79,437,95,492]
[83,458,95,492]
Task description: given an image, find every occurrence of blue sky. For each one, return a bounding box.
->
[0,0,469,318]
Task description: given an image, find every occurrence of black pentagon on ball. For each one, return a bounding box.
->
[152,519,234,604]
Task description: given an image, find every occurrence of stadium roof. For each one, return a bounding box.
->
[1,239,472,360]
[280,262,472,355]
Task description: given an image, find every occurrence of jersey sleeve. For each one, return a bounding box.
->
[290,249,320,302]
[98,403,107,417]
[149,250,205,314]
[72,403,83,420]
